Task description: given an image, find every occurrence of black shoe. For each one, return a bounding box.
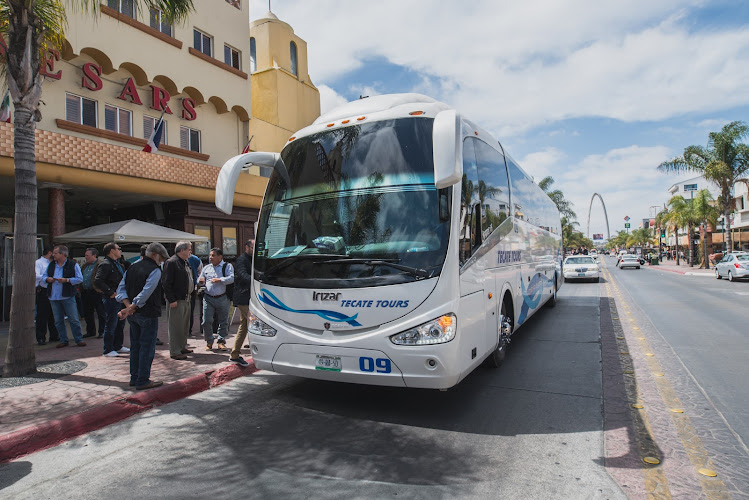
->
[37,340,46,346]
[129,381,136,387]
[96,334,103,339]
[231,356,249,367]
[155,338,164,346]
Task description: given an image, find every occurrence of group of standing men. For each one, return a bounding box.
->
[34,239,255,389]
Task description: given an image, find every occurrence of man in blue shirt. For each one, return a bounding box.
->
[46,245,85,348]
[187,248,203,336]
[117,242,170,390]
[198,248,234,351]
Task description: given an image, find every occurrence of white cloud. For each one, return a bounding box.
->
[250,0,749,136]
[525,145,677,236]
[318,85,349,115]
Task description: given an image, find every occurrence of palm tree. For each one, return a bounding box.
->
[662,195,699,267]
[626,227,654,249]
[1,0,195,377]
[658,121,749,252]
[539,176,577,220]
[691,189,720,269]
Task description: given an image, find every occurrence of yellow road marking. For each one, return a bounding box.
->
[601,264,729,499]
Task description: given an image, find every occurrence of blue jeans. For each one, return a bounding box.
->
[50,296,84,344]
[127,314,159,387]
[202,294,230,344]
[101,297,125,354]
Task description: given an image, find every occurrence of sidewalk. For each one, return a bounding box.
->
[640,257,714,276]
[0,313,256,463]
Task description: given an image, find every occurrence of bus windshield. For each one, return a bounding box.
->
[254,118,451,288]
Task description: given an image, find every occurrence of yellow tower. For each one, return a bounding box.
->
[249,11,321,153]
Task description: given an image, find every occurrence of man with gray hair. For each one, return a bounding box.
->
[161,240,194,360]
[116,242,169,390]
[46,245,85,348]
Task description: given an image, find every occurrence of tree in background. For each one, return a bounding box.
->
[626,227,655,249]
[691,189,720,268]
[662,195,700,267]
[658,121,749,253]
[1,0,195,377]
[539,176,580,252]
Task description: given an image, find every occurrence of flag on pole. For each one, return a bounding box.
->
[241,135,253,154]
[143,110,165,153]
[0,92,11,123]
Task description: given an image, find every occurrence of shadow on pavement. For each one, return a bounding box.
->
[0,460,32,490]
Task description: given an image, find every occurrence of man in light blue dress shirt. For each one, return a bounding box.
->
[45,245,86,347]
[199,248,234,351]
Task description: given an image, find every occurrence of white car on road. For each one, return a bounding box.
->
[618,254,641,269]
[715,252,749,281]
[563,255,600,282]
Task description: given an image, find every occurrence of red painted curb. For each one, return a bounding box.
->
[0,361,257,464]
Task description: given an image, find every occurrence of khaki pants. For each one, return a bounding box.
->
[167,299,190,357]
[231,305,250,360]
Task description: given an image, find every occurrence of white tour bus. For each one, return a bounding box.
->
[215,93,562,390]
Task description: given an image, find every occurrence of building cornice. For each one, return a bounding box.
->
[55,119,210,161]
[188,48,248,80]
[100,5,183,50]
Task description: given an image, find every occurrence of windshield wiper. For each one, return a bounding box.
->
[313,257,432,279]
[261,254,342,277]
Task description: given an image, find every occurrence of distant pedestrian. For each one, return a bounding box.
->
[187,247,203,336]
[80,247,105,339]
[46,245,86,348]
[35,247,59,345]
[230,240,253,367]
[199,248,234,351]
[95,242,128,357]
[116,242,170,390]
[162,241,194,360]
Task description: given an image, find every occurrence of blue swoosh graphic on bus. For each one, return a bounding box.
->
[518,273,554,325]
[258,288,362,326]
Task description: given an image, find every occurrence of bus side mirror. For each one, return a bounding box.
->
[215,152,289,214]
[433,109,462,189]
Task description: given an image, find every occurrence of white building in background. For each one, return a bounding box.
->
[665,175,749,251]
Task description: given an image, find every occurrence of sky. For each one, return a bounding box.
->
[250,0,749,239]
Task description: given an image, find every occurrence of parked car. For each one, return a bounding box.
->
[563,255,600,282]
[715,252,749,281]
[618,254,641,269]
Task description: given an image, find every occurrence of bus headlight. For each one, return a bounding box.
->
[249,312,277,337]
[390,314,456,345]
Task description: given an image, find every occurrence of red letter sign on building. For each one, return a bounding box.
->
[82,63,103,91]
[150,85,172,114]
[40,49,62,80]
[182,98,197,121]
[118,78,143,105]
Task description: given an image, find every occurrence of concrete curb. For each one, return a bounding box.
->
[0,361,258,464]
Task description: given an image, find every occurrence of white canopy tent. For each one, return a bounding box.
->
[55,219,208,244]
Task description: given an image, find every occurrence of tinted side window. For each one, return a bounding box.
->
[473,139,510,238]
[460,138,481,265]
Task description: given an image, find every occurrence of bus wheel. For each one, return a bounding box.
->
[488,298,513,368]
[546,277,557,308]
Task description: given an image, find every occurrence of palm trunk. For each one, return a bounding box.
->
[675,225,680,266]
[687,223,695,266]
[4,107,38,376]
[3,7,43,377]
[724,195,732,252]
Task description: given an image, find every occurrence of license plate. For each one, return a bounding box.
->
[578,273,586,277]
[315,355,342,372]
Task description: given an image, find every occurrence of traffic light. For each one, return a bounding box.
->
[660,230,666,238]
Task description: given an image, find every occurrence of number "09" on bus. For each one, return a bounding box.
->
[359,357,392,373]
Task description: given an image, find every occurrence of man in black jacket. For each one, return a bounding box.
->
[95,242,128,357]
[117,242,169,390]
[230,240,253,367]
[162,241,194,360]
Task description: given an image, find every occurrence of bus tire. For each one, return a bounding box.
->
[488,297,513,368]
[546,277,557,308]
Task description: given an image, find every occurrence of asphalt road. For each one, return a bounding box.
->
[0,284,627,499]
[604,255,749,448]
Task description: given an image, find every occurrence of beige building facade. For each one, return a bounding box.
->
[0,3,319,265]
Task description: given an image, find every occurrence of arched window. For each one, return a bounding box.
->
[250,37,256,73]
[290,41,298,76]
